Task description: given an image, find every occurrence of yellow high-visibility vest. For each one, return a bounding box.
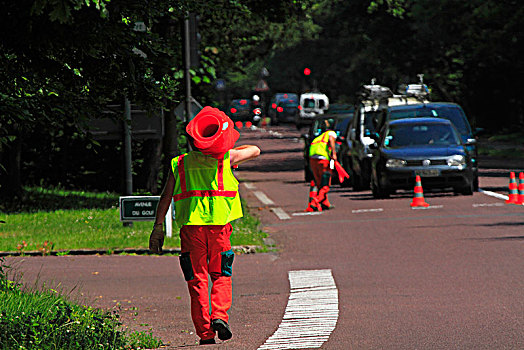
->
[309,131,333,158]
[171,151,243,226]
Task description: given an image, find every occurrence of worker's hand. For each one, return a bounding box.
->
[149,225,164,254]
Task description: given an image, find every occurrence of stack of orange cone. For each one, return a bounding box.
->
[410,175,430,207]
[505,172,519,204]
[306,180,322,212]
[515,172,524,205]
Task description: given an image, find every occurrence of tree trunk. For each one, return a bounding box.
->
[0,133,23,199]
[162,99,180,184]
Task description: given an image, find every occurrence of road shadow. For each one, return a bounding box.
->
[466,236,524,242]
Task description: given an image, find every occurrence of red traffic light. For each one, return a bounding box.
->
[304,68,311,76]
[230,108,237,114]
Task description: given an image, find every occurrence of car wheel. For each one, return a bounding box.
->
[352,171,364,191]
[371,174,390,199]
[473,172,479,192]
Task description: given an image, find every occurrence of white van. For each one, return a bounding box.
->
[297,92,329,128]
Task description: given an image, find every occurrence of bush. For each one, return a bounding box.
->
[0,258,162,349]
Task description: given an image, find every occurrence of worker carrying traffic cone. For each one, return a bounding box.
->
[410,175,430,207]
[505,172,519,204]
[149,106,261,345]
[308,118,337,210]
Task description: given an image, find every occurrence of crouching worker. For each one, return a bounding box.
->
[149,106,260,345]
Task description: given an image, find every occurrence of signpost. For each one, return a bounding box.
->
[119,196,174,237]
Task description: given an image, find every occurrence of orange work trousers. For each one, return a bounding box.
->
[309,158,332,207]
[180,224,234,340]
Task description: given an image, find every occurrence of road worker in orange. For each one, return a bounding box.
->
[149,106,260,345]
[308,118,337,211]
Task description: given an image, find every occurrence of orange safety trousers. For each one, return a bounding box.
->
[180,223,234,340]
[309,158,332,207]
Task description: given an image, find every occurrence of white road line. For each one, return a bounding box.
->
[411,205,444,210]
[253,191,275,205]
[258,269,339,350]
[479,188,509,201]
[271,207,291,220]
[352,208,384,213]
[292,212,323,216]
[244,182,257,190]
[473,203,505,207]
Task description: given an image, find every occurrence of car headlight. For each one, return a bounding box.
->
[447,155,466,166]
[386,159,407,168]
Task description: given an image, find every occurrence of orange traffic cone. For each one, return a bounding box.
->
[515,172,524,205]
[306,180,322,212]
[505,172,519,204]
[410,175,430,207]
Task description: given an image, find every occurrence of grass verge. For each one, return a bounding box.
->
[0,187,267,253]
[0,257,163,349]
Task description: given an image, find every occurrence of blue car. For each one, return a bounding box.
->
[370,118,475,198]
[381,102,479,190]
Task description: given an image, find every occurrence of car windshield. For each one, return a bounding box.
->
[230,100,251,110]
[384,123,461,148]
[389,106,471,135]
[363,111,378,136]
[335,116,352,135]
[303,98,315,108]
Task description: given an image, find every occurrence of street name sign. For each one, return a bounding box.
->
[119,196,174,237]
[119,196,159,221]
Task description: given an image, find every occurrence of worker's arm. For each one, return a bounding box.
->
[149,172,175,254]
[329,135,337,162]
[230,145,261,165]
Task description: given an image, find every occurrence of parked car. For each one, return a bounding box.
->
[345,83,428,190]
[226,98,253,122]
[376,102,480,190]
[268,93,298,125]
[296,92,329,129]
[370,118,475,198]
[276,98,300,124]
[302,110,354,183]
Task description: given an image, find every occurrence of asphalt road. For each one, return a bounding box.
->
[7,125,524,349]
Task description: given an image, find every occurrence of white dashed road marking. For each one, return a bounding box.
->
[271,207,291,220]
[352,208,384,213]
[253,191,275,206]
[411,205,444,210]
[473,203,505,207]
[258,269,339,350]
[244,182,291,220]
[292,212,323,216]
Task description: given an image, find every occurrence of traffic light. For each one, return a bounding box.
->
[304,67,311,76]
[188,13,201,68]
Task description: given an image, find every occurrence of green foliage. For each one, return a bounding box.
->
[0,257,163,349]
[0,187,266,252]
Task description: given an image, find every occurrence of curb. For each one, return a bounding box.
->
[0,245,260,257]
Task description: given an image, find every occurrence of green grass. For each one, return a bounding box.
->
[0,258,163,349]
[0,187,266,253]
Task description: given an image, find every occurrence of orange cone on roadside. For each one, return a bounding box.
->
[505,172,519,204]
[410,175,430,207]
[306,180,322,212]
[515,172,524,205]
